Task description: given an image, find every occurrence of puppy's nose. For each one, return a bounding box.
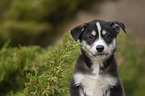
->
[96,45,104,52]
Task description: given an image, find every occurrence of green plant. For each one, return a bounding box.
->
[0,42,42,95]
[25,33,82,96]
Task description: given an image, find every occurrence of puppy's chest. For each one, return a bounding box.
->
[74,63,117,96]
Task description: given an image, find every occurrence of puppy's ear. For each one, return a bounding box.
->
[70,24,88,41]
[109,21,126,34]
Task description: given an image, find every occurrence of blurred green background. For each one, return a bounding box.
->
[0,0,145,96]
[0,0,99,47]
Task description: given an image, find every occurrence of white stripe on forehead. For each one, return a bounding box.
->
[96,22,102,39]
[96,22,101,33]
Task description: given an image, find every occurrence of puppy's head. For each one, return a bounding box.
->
[70,19,126,60]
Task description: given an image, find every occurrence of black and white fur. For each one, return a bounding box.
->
[69,19,126,96]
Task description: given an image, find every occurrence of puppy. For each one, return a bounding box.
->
[69,19,126,96]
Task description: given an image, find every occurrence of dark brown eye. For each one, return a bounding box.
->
[104,34,110,38]
[88,35,95,40]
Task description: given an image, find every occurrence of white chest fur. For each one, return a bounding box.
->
[74,62,117,96]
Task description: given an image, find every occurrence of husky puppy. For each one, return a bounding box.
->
[69,19,126,96]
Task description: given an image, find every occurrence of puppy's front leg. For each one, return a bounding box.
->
[70,77,84,96]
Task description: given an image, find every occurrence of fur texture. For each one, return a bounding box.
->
[70,19,126,96]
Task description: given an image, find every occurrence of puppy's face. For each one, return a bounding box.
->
[70,19,126,60]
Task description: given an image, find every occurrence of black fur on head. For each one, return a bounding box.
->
[70,19,126,41]
[70,23,88,41]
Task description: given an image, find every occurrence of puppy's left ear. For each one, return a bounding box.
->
[109,21,126,34]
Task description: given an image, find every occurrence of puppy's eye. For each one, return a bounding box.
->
[104,34,110,38]
[88,35,95,40]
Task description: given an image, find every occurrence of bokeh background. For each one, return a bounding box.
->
[0,0,145,96]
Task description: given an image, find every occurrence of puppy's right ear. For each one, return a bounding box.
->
[70,24,87,41]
